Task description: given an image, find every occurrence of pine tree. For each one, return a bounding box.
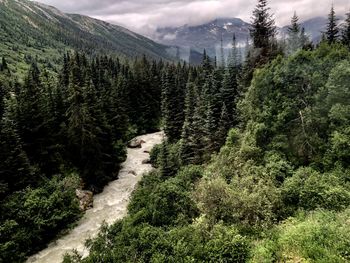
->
[204,98,219,155]
[342,11,350,48]
[190,99,206,164]
[326,5,339,44]
[16,63,49,169]
[300,27,312,49]
[242,0,279,86]
[221,34,241,124]
[0,96,35,197]
[202,49,213,75]
[219,36,225,68]
[180,72,197,165]
[216,103,231,147]
[287,12,302,54]
[228,34,241,68]
[161,65,185,142]
[66,56,102,188]
[160,141,175,177]
[250,0,276,49]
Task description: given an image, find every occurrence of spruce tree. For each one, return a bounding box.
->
[216,103,231,147]
[161,65,185,142]
[180,73,197,165]
[300,27,312,49]
[16,63,49,170]
[204,98,219,155]
[228,34,241,68]
[0,96,35,197]
[242,0,279,86]
[287,12,302,54]
[326,5,339,44]
[250,0,276,49]
[219,36,225,68]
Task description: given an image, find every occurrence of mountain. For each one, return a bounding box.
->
[155,16,341,62]
[155,18,251,60]
[0,0,174,77]
[280,16,328,43]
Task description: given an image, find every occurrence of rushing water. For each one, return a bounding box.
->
[27,131,164,263]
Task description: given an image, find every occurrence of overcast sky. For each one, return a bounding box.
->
[34,0,350,35]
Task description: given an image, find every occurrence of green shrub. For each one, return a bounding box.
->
[0,174,81,262]
[282,167,350,211]
[250,209,350,262]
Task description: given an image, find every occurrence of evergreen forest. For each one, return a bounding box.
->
[1,0,350,262]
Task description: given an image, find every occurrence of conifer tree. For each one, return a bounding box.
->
[161,65,184,142]
[219,36,225,68]
[16,63,49,168]
[326,5,339,44]
[0,96,35,197]
[221,34,240,124]
[202,49,213,76]
[204,99,219,155]
[250,0,276,49]
[300,27,312,49]
[287,12,302,54]
[216,103,231,147]
[242,0,279,86]
[228,34,241,68]
[180,73,197,165]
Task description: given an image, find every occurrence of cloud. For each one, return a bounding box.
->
[34,0,350,35]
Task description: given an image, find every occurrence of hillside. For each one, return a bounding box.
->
[0,0,174,77]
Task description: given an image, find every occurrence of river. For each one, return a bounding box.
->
[27,131,164,263]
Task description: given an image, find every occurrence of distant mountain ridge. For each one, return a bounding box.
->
[0,0,174,77]
[155,16,339,60]
[155,18,251,60]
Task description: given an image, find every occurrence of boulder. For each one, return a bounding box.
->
[142,158,151,164]
[128,138,146,148]
[128,170,137,176]
[76,189,94,211]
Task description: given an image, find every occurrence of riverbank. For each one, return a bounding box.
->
[27,131,164,263]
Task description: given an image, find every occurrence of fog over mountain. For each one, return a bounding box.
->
[33,0,349,36]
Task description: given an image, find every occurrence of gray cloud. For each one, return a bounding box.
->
[34,0,350,35]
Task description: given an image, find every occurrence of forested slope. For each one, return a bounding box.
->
[0,53,166,262]
[63,1,350,262]
[64,42,350,263]
[1,0,350,262]
[0,0,174,78]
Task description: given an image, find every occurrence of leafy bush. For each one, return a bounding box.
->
[282,167,350,211]
[250,209,350,262]
[128,166,202,227]
[0,174,81,262]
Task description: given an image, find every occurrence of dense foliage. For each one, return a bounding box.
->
[64,2,350,262]
[0,0,173,79]
[0,53,167,262]
[2,0,350,262]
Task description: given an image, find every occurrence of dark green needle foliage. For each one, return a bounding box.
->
[2,0,350,262]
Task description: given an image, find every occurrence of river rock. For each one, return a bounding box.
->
[142,158,151,164]
[75,189,93,211]
[128,170,136,176]
[128,138,146,148]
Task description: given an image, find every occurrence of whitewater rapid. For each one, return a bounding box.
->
[27,131,164,263]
